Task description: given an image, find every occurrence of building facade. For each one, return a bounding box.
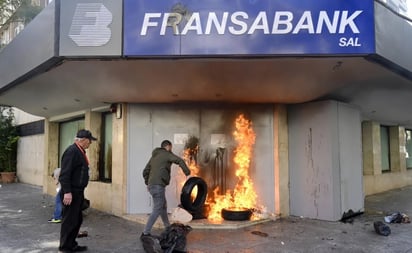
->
[1,0,412,221]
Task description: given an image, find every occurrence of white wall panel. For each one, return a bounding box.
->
[289,100,363,221]
[17,135,44,186]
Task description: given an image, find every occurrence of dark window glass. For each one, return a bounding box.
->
[380,126,391,172]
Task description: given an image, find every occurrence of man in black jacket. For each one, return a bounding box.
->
[58,129,97,253]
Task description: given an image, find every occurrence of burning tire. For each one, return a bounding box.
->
[180,177,208,212]
[221,208,252,221]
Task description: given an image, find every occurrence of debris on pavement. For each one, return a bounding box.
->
[340,209,363,223]
[402,214,411,223]
[141,223,192,253]
[77,231,88,238]
[384,212,411,224]
[141,234,162,253]
[171,207,192,224]
[160,223,192,253]
[251,230,268,237]
[374,221,391,236]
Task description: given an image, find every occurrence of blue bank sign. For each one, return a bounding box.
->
[123,0,375,56]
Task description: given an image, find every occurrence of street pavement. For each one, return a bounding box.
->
[1,183,412,253]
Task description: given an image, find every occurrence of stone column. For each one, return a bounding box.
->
[85,110,102,181]
[111,103,127,216]
[389,126,406,173]
[43,120,59,195]
[362,121,382,175]
[274,104,289,217]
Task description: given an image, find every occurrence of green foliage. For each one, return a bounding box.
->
[0,106,19,172]
[14,0,42,25]
[1,0,42,28]
[0,0,22,27]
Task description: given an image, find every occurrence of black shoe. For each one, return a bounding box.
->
[140,232,151,239]
[72,245,88,252]
[58,247,73,253]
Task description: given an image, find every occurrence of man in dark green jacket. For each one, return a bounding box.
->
[142,140,191,237]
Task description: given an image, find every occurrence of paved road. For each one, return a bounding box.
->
[1,183,412,253]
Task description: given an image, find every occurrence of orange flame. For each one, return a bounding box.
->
[183,147,200,200]
[183,148,200,176]
[208,114,257,221]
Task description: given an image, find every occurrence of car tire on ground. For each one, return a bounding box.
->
[221,208,252,221]
[180,177,208,212]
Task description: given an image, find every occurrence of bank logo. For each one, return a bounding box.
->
[69,3,112,47]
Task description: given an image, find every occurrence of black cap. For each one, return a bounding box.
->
[76,129,97,141]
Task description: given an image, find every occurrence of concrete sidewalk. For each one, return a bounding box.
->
[1,183,412,253]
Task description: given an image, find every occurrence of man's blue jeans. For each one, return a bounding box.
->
[143,185,170,234]
[53,190,62,220]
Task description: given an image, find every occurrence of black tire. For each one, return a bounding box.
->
[180,177,208,212]
[221,208,252,221]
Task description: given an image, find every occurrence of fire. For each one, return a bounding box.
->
[183,143,200,200]
[183,148,200,176]
[207,114,257,221]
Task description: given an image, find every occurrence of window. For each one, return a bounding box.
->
[405,129,412,169]
[99,113,112,182]
[380,126,391,172]
[57,113,113,182]
[58,118,85,166]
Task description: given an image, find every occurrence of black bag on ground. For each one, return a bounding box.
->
[374,221,391,236]
[160,223,192,253]
[141,235,163,253]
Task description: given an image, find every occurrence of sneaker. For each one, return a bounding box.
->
[140,232,151,239]
[47,218,61,223]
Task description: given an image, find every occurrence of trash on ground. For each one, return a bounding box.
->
[160,223,192,253]
[340,209,363,223]
[251,231,268,237]
[77,231,88,238]
[384,212,411,224]
[374,221,391,236]
[141,223,192,253]
[171,207,192,224]
[141,235,162,253]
